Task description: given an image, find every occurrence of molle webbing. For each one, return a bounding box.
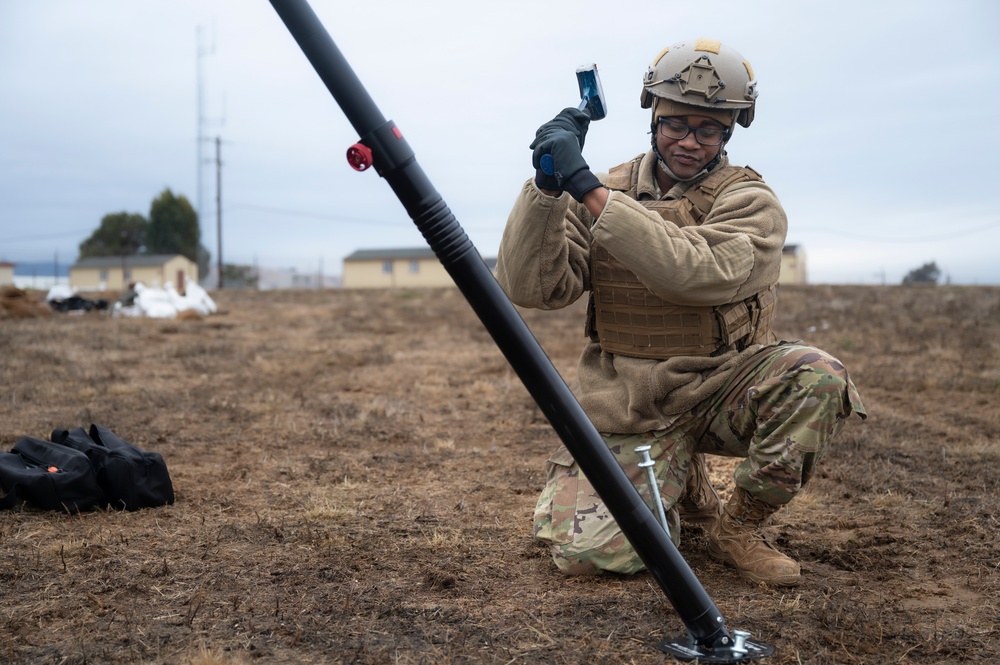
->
[590,245,721,357]
[588,162,774,359]
[602,155,644,193]
[682,165,763,219]
[590,245,777,358]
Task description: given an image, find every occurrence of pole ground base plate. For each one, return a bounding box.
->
[656,636,775,663]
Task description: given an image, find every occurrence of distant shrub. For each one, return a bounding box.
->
[902,261,941,285]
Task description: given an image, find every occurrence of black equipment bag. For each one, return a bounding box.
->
[51,424,174,511]
[0,436,106,513]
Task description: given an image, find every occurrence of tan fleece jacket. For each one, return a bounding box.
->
[495,151,788,433]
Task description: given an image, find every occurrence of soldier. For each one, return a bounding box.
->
[496,39,866,586]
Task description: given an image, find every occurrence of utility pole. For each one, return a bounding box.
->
[216,136,223,289]
[196,26,215,230]
[197,24,225,290]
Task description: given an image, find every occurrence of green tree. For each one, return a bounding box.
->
[902,261,941,285]
[146,188,200,262]
[78,212,147,258]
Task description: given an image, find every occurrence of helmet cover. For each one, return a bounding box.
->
[641,39,758,127]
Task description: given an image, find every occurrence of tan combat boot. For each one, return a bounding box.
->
[707,488,801,586]
[677,453,723,527]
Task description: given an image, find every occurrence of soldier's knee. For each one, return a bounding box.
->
[777,348,855,412]
[552,553,604,576]
[807,353,864,420]
[549,541,647,576]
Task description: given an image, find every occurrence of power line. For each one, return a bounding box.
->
[224,202,502,232]
[224,202,407,227]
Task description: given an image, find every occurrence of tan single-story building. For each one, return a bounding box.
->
[779,244,807,285]
[70,254,199,292]
[342,248,496,289]
[346,246,806,289]
[0,261,14,286]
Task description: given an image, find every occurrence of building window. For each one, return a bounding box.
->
[382,260,393,274]
[124,269,132,280]
[99,270,108,281]
[408,260,419,274]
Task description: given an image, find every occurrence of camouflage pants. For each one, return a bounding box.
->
[533,342,866,575]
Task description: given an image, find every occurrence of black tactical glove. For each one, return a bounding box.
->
[529,108,594,195]
[535,107,592,148]
[530,108,601,202]
[534,169,562,192]
[530,128,601,201]
[562,168,602,203]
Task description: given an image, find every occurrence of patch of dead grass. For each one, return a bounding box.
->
[0,285,997,663]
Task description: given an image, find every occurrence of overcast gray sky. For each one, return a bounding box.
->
[2,0,998,285]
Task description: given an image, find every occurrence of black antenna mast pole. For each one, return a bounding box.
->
[266,1,774,661]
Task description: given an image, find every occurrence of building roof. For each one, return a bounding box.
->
[71,254,187,269]
[0,261,15,267]
[782,244,801,254]
[343,248,498,268]
[343,248,439,262]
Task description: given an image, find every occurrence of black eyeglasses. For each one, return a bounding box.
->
[657,118,731,146]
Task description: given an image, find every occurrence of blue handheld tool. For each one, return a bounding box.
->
[540,64,607,176]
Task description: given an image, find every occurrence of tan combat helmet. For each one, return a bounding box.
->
[641,39,758,128]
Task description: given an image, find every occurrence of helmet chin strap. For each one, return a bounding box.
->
[649,127,725,183]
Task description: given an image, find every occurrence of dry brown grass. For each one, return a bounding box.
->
[0,284,997,664]
[0,285,53,319]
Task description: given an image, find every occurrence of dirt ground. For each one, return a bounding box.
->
[0,283,997,664]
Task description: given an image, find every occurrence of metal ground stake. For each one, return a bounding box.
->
[635,444,670,536]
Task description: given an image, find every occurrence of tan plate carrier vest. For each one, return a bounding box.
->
[587,159,777,359]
